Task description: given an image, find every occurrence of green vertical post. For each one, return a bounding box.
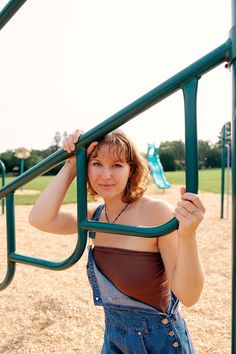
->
[20,159,24,175]
[182,79,199,194]
[0,160,6,214]
[221,125,226,219]
[0,192,16,290]
[230,0,236,352]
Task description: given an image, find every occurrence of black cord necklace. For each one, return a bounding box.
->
[104,203,129,224]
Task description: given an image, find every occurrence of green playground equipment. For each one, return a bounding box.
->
[221,123,231,219]
[147,144,170,190]
[0,160,6,214]
[1,1,236,352]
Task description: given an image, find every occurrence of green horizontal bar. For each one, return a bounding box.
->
[81,218,178,238]
[9,252,77,270]
[9,229,87,270]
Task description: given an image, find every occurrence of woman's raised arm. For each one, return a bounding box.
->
[29,129,97,235]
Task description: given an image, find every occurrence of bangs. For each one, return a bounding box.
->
[89,141,130,162]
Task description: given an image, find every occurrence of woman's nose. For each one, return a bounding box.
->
[102,166,111,177]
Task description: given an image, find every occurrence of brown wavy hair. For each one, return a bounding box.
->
[87,129,150,203]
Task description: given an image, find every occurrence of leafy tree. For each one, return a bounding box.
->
[159,149,176,171]
[0,150,19,173]
[24,152,43,170]
[198,140,211,169]
[217,121,231,149]
[159,140,185,171]
[205,146,221,168]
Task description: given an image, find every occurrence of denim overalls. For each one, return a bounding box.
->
[87,205,195,354]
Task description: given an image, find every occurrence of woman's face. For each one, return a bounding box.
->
[88,144,131,201]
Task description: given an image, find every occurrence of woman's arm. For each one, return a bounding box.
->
[158,187,205,307]
[29,129,98,235]
[29,160,78,234]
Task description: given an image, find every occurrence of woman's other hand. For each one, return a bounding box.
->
[174,186,205,240]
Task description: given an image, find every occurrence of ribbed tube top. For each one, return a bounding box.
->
[93,246,170,312]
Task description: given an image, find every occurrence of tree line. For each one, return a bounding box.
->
[0,123,231,175]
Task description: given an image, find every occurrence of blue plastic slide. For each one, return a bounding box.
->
[147,144,171,189]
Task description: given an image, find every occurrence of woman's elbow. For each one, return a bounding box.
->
[28,210,43,229]
[181,295,201,308]
[179,285,204,307]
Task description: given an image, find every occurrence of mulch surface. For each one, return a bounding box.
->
[0,185,231,353]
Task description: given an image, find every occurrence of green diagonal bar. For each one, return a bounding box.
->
[0,43,229,201]
[0,0,28,31]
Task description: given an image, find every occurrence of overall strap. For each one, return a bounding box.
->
[89,204,104,239]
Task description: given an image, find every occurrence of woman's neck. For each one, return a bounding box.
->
[103,198,127,214]
[103,198,129,224]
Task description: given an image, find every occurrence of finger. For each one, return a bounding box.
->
[173,210,187,223]
[62,138,72,153]
[87,141,98,157]
[180,186,186,196]
[177,200,198,214]
[73,130,80,143]
[68,134,76,152]
[181,193,205,214]
[175,205,191,218]
[74,129,83,143]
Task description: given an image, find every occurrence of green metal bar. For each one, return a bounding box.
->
[0,193,16,290]
[221,125,226,219]
[20,159,24,175]
[0,160,6,214]
[81,219,179,238]
[0,0,28,31]
[0,43,230,201]
[182,79,199,194]
[230,1,236,351]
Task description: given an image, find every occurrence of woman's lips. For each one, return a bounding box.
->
[98,184,115,189]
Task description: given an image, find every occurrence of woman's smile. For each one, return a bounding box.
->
[98,183,115,189]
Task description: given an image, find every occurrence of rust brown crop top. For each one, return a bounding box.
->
[93,246,170,312]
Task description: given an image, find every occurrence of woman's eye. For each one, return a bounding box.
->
[113,163,122,168]
[93,162,101,167]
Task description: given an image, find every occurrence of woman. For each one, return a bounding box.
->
[29,129,205,353]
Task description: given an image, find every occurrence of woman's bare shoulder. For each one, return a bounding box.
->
[140,196,174,224]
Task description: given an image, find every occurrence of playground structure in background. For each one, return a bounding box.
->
[221,123,231,219]
[147,144,170,190]
[0,1,236,353]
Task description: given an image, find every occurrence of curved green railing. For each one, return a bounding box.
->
[0,160,6,214]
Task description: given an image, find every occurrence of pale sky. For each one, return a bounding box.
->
[0,0,232,154]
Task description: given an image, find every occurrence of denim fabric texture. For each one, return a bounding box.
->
[87,205,195,353]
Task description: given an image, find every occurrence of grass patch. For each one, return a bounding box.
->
[165,168,231,194]
[2,168,230,205]
[4,176,77,205]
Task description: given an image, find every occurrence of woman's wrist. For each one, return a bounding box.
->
[63,159,77,180]
[178,231,197,243]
